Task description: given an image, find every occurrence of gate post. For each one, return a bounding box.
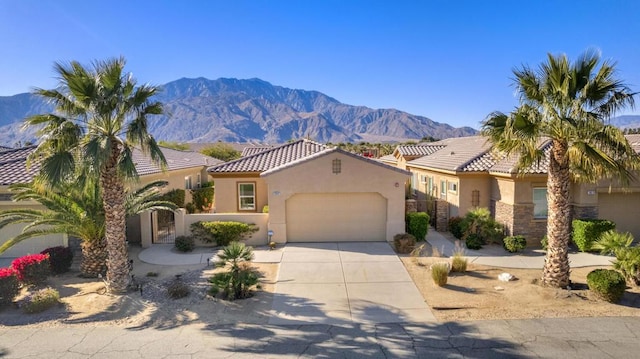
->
[140,211,153,248]
[175,208,186,237]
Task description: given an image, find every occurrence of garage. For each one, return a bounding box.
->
[286,192,387,242]
[598,192,640,240]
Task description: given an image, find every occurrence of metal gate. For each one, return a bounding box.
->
[152,210,176,244]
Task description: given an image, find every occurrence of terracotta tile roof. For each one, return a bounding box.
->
[261,147,411,177]
[0,145,12,151]
[396,144,446,157]
[0,146,39,186]
[489,141,551,174]
[460,152,500,172]
[208,139,328,174]
[133,147,222,176]
[378,154,397,163]
[625,134,640,154]
[0,146,218,185]
[241,146,275,157]
[407,136,493,171]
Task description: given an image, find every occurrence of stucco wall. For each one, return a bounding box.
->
[263,152,409,243]
[138,167,209,204]
[210,176,268,213]
[176,211,269,246]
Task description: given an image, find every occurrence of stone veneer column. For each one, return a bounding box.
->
[405,199,417,213]
[494,201,546,246]
[572,205,598,220]
[435,199,449,232]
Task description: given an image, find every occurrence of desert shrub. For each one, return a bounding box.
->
[503,235,527,253]
[406,212,429,241]
[586,269,626,303]
[448,216,464,239]
[461,207,504,245]
[465,233,483,250]
[160,189,186,208]
[208,241,259,300]
[167,279,190,299]
[262,205,269,213]
[174,236,195,252]
[40,246,73,274]
[431,262,449,286]
[0,268,19,306]
[191,183,214,213]
[541,235,548,250]
[451,251,468,273]
[612,246,640,285]
[185,202,197,214]
[572,219,616,252]
[592,230,634,256]
[11,254,51,286]
[393,233,417,254]
[191,221,258,246]
[21,287,60,313]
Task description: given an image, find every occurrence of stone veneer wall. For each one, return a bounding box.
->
[494,201,547,246]
[435,199,449,232]
[571,205,598,220]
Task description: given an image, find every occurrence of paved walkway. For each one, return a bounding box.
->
[2,316,639,358]
[138,243,284,265]
[426,230,614,268]
[269,242,435,325]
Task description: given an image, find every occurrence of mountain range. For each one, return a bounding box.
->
[0,77,477,146]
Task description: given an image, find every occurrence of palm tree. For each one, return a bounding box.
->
[0,180,177,277]
[24,57,167,293]
[482,50,639,288]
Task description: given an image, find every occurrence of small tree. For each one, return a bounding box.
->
[208,242,259,300]
[200,143,241,162]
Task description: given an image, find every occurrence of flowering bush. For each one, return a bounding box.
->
[0,267,19,306]
[11,254,51,285]
[41,246,74,274]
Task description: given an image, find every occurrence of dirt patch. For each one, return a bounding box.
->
[402,255,640,322]
[0,258,278,329]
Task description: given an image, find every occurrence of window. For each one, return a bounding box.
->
[427,177,434,196]
[238,183,256,211]
[448,181,458,194]
[420,175,427,184]
[440,180,447,199]
[332,159,341,174]
[0,193,12,201]
[533,188,548,219]
[411,172,419,193]
[184,176,192,190]
[196,173,201,188]
[472,190,480,207]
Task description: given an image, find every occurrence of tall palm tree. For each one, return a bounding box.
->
[482,50,639,288]
[0,180,177,277]
[24,57,167,293]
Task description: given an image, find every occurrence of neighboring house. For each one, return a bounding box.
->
[0,146,221,258]
[241,145,274,157]
[208,139,410,243]
[392,135,640,245]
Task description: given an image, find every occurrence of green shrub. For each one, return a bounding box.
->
[431,262,449,286]
[167,279,190,299]
[208,242,259,300]
[406,212,429,241]
[185,202,197,214]
[21,287,60,313]
[11,254,51,286]
[191,184,214,213]
[40,246,74,274]
[586,269,626,303]
[174,236,195,252]
[393,233,417,254]
[461,207,504,245]
[451,252,468,273]
[465,233,483,250]
[592,231,634,256]
[262,205,269,213]
[541,235,548,250]
[503,235,527,253]
[613,246,640,285]
[448,216,464,239]
[191,221,258,246]
[572,219,616,252]
[0,268,19,306]
[160,189,186,208]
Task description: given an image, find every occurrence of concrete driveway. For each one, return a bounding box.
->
[269,242,436,325]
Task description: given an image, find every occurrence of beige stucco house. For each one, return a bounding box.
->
[208,139,410,244]
[0,145,221,259]
[389,135,640,246]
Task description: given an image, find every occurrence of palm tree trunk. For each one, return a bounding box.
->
[542,140,571,288]
[79,238,107,277]
[101,145,129,293]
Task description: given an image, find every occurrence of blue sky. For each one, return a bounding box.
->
[1,0,639,128]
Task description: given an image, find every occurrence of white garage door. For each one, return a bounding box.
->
[286,193,387,242]
[598,193,640,240]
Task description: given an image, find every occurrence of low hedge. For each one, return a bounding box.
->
[407,212,429,241]
[191,221,258,246]
[587,269,626,303]
[174,236,195,252]
[11,254,50,286]
[448,216,464,239]
[40,246,73,274]
[503,235,527,253]
[572,219,616,252]
[0,268,19,306]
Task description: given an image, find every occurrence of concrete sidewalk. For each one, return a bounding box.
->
[427,230,615,269]
[138,243,284,265]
